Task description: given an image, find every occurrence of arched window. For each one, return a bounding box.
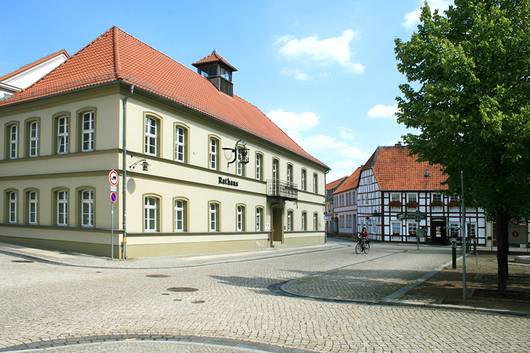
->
[80,111,95,152]
[6,190,17,223]
[27,120,39,157]
[174,125,188,163]
[301,169,307,191]
[236,204,246,231]
[80,189,95,227]
[144,115,159,156]
[287,210,294,231]
[55,190,69,226]
[313,173,318,193]
[255,153,263,181]
[26,190,38,225]
[6,123,18,159]
[209,137,219,170]
[313,212,319,231]
[55,115,69,154]
[301,211,307,231]
[209,201,220,231]
[255,207,264,231]
[174,198,188,232]
[287,164,293,184]
[144,195,160,232]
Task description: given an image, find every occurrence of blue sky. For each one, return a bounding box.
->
[0,0,451,181]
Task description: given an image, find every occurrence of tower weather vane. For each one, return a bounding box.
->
[223,139,249,167]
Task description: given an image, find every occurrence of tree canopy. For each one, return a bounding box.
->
[395,0,530,217]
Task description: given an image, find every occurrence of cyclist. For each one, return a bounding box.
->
[360,227,368,244]
[355,227,370,254]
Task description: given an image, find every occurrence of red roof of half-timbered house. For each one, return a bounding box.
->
[334,167,362,194]
[364,145,448,191]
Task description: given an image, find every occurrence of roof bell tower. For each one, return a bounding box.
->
[192,50,237,96]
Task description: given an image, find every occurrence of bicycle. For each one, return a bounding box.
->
[355,235,370,254]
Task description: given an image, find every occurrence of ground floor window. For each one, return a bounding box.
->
[174,199,187,232]
[287,210,293,231]
[27,191,38,224]
[313,212,318,231]
[56,190,68,226]
[236,205,246,231]
[209,202,219,232]
[144,196,159,232]
[449,223,460,239]
[255,207,263,231]
[301,212,307,231]
[407,221,417,236]
[7,191,17,224]
[392,221,400,236]
[81,190,94,227]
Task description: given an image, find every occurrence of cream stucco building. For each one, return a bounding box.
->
[0,27,328,258]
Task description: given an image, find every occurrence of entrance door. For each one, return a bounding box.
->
[431,220,447,244]
[272,207,283,242]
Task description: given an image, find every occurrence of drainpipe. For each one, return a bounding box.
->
[121,84,134,259]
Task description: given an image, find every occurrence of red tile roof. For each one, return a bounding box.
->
[368,145,448,191]
[326,176,347,191]
[0,49,69,83]
[192,50,237,71]
[0,27,326,169]
[334,167,362,194]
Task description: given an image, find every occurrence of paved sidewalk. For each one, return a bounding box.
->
[0,241,345,269]
[401,254,530,313]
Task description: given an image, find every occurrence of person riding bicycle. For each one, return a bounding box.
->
[359,227,369,247]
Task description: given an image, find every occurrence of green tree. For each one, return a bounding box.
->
[395,0,530,291]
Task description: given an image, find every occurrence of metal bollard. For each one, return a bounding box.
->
[452,239,457,269]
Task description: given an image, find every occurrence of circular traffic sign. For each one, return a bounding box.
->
[110,191,118,204]
[108,169,119,186]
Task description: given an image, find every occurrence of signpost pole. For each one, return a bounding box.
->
[461,170,467,300]
[111,203,114,259]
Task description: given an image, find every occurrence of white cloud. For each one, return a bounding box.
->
[303,134,367,160]
[327,159,360,182]
[266,109,319,142]
[277,29,364,74]
[367,104,398,119]
[402,0,452,28]
[338,127,355,140]
[280,68,311,81]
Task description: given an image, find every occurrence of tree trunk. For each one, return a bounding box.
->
[495,210,509,292]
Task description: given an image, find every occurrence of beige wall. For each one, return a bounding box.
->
[0,86,326,257]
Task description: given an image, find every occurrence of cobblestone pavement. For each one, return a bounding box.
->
[1,241,530,353]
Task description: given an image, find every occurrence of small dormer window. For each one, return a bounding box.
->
[220,67,231,81]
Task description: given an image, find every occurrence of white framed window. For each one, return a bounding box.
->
[391,193,400,202]
[255,207,263,231]
[287,211,293,231]
[8,191,17,223]
[174,199,187,232]
[28,191,38,224]
[209,202,219,231]
[209,138,218,170]
[255,153,263,180]
[432,193,442,203]
[56,191,68,226]
[272,159,279,181]
[8,124,18,159]
[81,190,94,227]
[407,221,417,236]
[56,116,69,154]
[392,221,401,236]
[236,205,245,231]
[81,111,95,152]
[301,212,307,231]
[144,196,158,232]
[301,169,307,191]
[313,173,318,193]
[175,126,186,162]
[28,121,39,157]
[287,164,293,184]
[407,193,417,203]
[313,212,319,230]
[144,116,158,156]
